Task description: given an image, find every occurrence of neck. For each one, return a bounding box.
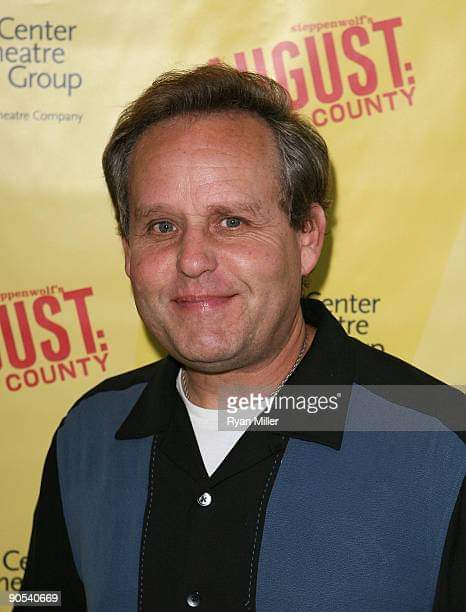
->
[182,313,316,409]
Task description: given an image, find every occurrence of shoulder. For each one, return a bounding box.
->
[57,357,168,430]
[79,359,164,399]
[349,335,441,385]
[347,336,465,443]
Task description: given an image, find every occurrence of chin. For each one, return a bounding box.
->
[171,342,242,372]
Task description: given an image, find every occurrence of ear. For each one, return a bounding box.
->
[299,203,326,276]
[122,237,131,278]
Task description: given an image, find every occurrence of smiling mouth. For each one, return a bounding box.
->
[172,295,237,310]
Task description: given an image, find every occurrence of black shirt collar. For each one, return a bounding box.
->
[115,298,355,450]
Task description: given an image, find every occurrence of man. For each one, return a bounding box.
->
[18,64,464,611]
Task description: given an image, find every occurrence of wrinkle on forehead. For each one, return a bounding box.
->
[128,111,284,220]
[130,110,281,175]
[134,200,266,221]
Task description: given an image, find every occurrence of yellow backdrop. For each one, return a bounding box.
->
[1,1,465,606]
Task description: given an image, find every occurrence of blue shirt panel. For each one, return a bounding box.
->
[56,384,152,612]
[256,384,466,612]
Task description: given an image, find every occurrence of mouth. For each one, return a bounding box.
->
[172,294,237,311]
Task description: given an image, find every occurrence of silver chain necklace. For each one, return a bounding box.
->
[180,327,309,403]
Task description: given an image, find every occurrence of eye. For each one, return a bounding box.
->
[221,217,242,229]
[151,220,175,234]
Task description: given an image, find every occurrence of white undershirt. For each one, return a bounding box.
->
[176,370,246,477]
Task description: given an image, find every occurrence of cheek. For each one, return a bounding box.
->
[234,236,299,282]
[129,247,174,292]
[229,245,267,284]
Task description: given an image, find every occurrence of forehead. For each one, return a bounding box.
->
[128,111,282,208]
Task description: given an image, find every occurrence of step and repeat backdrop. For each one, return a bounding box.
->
[1,0,465,605]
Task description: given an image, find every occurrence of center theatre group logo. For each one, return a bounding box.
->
[210,15,415,125]
[0,285,108,392]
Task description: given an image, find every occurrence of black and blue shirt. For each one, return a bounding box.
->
[18,299,466,611]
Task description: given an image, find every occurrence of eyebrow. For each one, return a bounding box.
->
[134,201,264,220]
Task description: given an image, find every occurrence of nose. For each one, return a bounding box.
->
[176,225,218,278]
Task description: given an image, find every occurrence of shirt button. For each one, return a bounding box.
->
[186,591,201,607]
[197,492,212,507]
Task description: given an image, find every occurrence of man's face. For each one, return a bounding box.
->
[124,112,322,372]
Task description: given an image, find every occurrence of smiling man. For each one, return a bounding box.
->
[18,64,465,611]
[124,109,322,387]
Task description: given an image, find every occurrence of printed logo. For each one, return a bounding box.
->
[309,291,385,350]
[0,285,109,392]
[0,16,82,96]
[0,549,26,592]
[210,15,415,126]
